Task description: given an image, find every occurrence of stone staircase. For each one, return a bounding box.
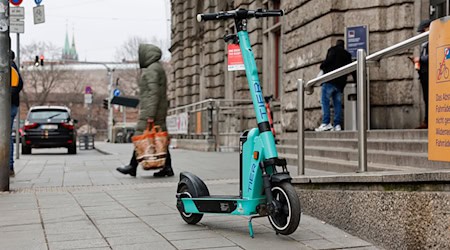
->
[277,129,450,172]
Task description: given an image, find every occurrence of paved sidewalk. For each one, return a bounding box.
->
[0,143,379,250]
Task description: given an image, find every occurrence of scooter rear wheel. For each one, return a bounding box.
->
[178,185,203,225]
[268,182,301,235]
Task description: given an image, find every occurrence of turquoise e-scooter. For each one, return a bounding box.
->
[176,8,301,238]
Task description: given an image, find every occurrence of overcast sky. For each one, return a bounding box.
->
[10,0,171,62]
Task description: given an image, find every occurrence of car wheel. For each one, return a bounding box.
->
[68,143,77,154]
[22,144,31,155]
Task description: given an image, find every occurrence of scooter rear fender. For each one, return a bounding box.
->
[177,172,210,197]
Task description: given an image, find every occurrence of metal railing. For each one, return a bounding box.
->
[168,99,254,151]
[297,31,429,175]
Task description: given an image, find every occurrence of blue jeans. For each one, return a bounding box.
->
[320,83,342,126]
[10,105,18,171]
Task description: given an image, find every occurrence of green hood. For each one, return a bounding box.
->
[138,44,162,68]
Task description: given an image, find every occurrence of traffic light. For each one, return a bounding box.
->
[102,98,109,110]
[40,55,44,66]
[34,55,39,67]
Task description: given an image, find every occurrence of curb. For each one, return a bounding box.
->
[95,147,113,155]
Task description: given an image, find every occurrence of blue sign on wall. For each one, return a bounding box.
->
[113,89,121,97]
[345,25,369,59]
[34,0,43,5]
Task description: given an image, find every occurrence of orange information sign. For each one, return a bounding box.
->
[227,44,245,71]
[429,17,450,161]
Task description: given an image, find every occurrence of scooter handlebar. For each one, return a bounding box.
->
[197,9,284,23]
[252,9,284,18]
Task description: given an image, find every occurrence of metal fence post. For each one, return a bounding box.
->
[207,100,213,138]
[214,101,220,151]
[297,79,305,175]
[357,49,368,172]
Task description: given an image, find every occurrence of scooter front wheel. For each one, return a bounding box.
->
[268,182,301,235]
[178,185,203,225]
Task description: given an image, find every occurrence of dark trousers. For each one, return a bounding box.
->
[129,148,172,170]
[420,77,429,123]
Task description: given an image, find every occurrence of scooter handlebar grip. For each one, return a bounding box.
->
[197,13,220,22]
[256,9,284,17]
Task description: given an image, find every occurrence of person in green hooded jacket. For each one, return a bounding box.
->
[117,44,174,177]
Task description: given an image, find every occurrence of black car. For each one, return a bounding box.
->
[22,106,77,155]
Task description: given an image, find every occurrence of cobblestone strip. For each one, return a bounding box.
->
[1,178,240,194]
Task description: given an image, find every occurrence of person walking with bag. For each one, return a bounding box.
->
[117,44,174,177]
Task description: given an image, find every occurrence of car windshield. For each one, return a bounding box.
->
[29,109,69,120]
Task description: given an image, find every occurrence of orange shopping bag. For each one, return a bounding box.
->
[131,123,155,162]
[132,121,169,170]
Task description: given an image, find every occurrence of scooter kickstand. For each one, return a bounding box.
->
[248,215,265,238]
[248,218,254,238]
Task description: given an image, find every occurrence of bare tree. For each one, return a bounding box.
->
[61,69,92,97]
[20,41,71,109]
[114,36,144,96]
[114,36,147,62]
[114,36,171,62]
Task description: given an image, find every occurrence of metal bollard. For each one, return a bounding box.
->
[297,79,305,175]
[357,49,368,172]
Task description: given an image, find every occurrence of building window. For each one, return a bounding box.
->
[430,0,449,19]
[263,0,282,99]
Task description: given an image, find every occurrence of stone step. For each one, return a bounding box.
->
[279,153,426,173]
[280,147,450,170]
[277,139,428,154]
[306,146,448,169]
[277,129,429,141]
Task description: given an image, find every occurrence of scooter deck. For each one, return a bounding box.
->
[180,195,265,215]
[197,195,241,199]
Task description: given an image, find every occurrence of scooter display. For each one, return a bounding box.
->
[176,8,301,238]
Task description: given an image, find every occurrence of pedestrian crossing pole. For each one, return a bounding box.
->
[15,32,20,160]
[0,0,11,191]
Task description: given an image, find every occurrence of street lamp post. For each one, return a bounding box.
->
[0,0,11,191]
[15,33,20,160]
[107,68,114,142]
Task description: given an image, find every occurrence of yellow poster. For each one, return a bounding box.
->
[429,17,450,161]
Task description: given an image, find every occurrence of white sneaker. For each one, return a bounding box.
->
[334,125,342,131]
[315,123,333,131]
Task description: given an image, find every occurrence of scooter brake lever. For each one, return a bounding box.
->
[224,34,238,44]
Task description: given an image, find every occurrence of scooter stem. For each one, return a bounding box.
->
[237,30,278,159]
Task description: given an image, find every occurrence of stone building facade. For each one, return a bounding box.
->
[169,0,434,135]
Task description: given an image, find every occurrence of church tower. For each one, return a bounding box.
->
[62,28,79,61]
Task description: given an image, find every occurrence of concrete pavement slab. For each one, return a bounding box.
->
[0,223,42,232]
[163,230,223,241]
[48,239,109,250]
[111,241,176,250]
[46,230,103,242]
[106,234,168,247]
[170,237,236,249]
[0,143,378,249]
